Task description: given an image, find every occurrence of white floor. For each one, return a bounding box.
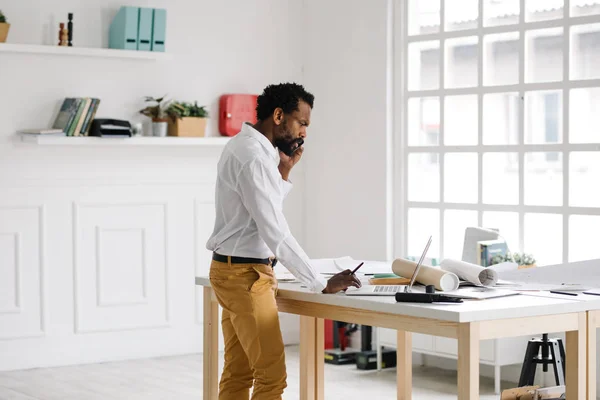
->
[0,345,512,400]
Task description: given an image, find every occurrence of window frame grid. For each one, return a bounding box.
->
[398,0,600,263]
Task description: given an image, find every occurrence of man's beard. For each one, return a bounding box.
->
[274,120,304,156]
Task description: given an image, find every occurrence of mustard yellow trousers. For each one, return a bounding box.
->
[209,259,286,400]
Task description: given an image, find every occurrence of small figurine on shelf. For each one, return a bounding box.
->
[58,23,68,46]
[67,13,73,46]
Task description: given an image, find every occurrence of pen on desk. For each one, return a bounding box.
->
[549,290,578,296]
[351,262,364,275]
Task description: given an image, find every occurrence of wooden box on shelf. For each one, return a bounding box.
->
[168,117,206,137]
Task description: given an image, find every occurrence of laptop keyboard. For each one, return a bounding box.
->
[374,285,404,293]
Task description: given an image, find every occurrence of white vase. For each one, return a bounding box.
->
[152,121,168,137]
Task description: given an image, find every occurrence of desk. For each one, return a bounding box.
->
[196,277,588,400]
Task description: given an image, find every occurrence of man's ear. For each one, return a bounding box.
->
[273,108,284,126]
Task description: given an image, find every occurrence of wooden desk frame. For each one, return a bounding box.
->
[588,310,599,400]
[202,286,587,400]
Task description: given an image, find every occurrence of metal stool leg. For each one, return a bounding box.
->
[519,340,541,386]
[550,340,565,386]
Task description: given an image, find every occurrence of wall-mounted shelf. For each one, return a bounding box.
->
[0,43,171,60]
[19,134,230,146]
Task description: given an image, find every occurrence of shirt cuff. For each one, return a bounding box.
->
[307,275,328,293]
[281,179,293,197]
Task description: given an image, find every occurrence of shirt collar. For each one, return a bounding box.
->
[242,123,279,162]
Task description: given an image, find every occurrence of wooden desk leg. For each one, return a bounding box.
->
[203,287,219,400]
[588,311,598,400]
[458,322,480,400]
[397,330,412,400]
[566,312,586,400]
[300,316,324,400]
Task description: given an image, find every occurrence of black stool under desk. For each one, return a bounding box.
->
[518,333,566,387]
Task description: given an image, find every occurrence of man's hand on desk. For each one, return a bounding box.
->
[322,270,362,294]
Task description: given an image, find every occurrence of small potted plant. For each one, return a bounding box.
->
[139,95,172,137]
[0,10,10,43]
[491,252,536,269]
[166,101,209,137]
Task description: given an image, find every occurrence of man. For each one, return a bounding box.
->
[206,82,361,400]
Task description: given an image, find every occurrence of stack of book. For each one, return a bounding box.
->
[52,97,101,136]
[477,239,508,267]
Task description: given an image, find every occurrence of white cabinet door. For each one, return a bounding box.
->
[378,328,434,352]
[433,337,496,363]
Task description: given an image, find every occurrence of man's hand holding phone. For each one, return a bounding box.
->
[278,141,304,181]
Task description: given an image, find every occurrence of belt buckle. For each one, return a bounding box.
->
[270,257,278,268]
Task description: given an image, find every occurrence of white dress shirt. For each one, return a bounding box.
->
[206,123,328,293]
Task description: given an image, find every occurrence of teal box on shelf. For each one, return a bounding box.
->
[109,6,139,50]
[137,7,153,51]
[151,8,167,52]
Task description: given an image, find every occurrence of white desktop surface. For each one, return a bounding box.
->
[195,276,588,323]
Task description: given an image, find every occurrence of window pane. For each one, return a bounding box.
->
[483,93,519,145]
[484,0,520,27]
[483,153,519,205]
[524,213,562,266]
[445,153,478,203]
[445,0,478,31]
[408,41,440,91]
[570,152,600,208]
[445,95,478,145]
[444,210,478,260]
[408,0,440,35]
[408,153,440,202]
[525,28,563,83]
[571,1,600,17]
[445,36,479,88]
[570,88,600,143]
[408,208,440,260]
[570,24,600,80]
[525,0,563,22]
[525,152,563,206]
[525,90,563,144]
[408,98,440,146]
[569,215,600,262]
[484,32,519,86]
[482,211,520,252]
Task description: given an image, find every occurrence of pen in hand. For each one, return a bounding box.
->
[351,262,364,275]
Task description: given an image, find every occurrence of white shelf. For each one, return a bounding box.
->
[0,43,171,60]
[19,134,230,146]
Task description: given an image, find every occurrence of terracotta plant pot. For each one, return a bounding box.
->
[0,23,10,43]
[168,117,207,137]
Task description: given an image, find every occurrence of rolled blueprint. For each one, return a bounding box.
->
[392,259,460,291]
[440,258,498,287]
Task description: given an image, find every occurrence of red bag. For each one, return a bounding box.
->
[219,94,258,136]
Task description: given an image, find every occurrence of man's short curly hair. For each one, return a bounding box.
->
[256,83,314,122]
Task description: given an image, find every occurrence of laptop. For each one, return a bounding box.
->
[345,236,432,296]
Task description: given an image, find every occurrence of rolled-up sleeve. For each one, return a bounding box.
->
[237,159,327,293]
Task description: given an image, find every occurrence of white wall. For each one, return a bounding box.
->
[303,0,391,261]
[0,0,305,371]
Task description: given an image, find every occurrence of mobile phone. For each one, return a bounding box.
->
[280,138,304,157]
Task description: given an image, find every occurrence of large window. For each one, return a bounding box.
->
[399,0,600,266]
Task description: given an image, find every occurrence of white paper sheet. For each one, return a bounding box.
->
[440,258,498,287]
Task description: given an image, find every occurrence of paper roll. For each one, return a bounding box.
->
[391,259,460,291]
[440,258,498,287]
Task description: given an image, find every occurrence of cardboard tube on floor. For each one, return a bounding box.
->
[391,259,460,291]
